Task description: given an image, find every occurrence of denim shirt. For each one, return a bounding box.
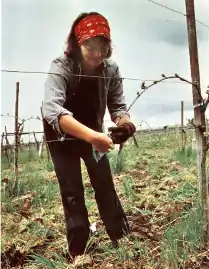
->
[42,54,130,137]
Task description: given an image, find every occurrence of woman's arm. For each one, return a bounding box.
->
[107,63,136,144]
[43,57,98,142]
[43,57,73,134]
[43,57,113,152]
[58,114,99,143]
[107,64,132,126]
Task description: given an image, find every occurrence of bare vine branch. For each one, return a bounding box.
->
[1,114,41,122]
[118,73,204,123]
[203,88,209,111]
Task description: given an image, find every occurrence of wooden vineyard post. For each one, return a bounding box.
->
[40,105,50,161]
[33,131,39,150]
[185,0,209,243]
[181,101,185,150]
[12,82,20,196]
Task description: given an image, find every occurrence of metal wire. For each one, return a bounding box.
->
[1,127,193,147]
[0,69,190,84]
[146,0,209,29]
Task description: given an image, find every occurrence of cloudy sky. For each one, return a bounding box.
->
[1,0,209,139]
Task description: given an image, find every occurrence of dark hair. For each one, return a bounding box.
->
[65,12,112,61]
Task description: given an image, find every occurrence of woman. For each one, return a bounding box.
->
[42,11,136,262]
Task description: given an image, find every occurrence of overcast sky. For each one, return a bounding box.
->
[1,0,209,139]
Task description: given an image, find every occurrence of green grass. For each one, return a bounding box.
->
[1,131,209,269]
[161,202,205,269]
[166,181,197,202]
[28,252,69,269]
[173,147,196,166]
[108,143,141,174]
[108,149,126,174]
[1,157,59,212]
[122,175,135,202]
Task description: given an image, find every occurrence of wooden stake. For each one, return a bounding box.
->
[4,126,12,154]
[33,131,39,150]
[38,135,44,157]
[185,0,209,243]
[12,82,19,196]
[1,132,5,151]
[181,101,184,150]
[40,105,50,161]
[18,122,24,152]
[2,131,10,166]
[28,129,31,153]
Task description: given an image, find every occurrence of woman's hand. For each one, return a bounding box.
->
[91,132,114,153]
[108,122,136,144]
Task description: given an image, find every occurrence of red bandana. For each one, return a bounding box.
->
[74,14,111,46]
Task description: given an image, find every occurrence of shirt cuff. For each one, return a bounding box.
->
[50,110,73,140]
[111,110,130,122]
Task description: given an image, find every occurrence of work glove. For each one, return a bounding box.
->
[108,122,136,144]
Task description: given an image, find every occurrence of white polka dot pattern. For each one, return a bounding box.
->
[74,14,111,46]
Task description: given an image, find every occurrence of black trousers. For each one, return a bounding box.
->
[46,137,130,256]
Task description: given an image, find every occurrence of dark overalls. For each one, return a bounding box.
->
[43,76,130,256]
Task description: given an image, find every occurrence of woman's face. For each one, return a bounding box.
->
[80,36,110,71]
